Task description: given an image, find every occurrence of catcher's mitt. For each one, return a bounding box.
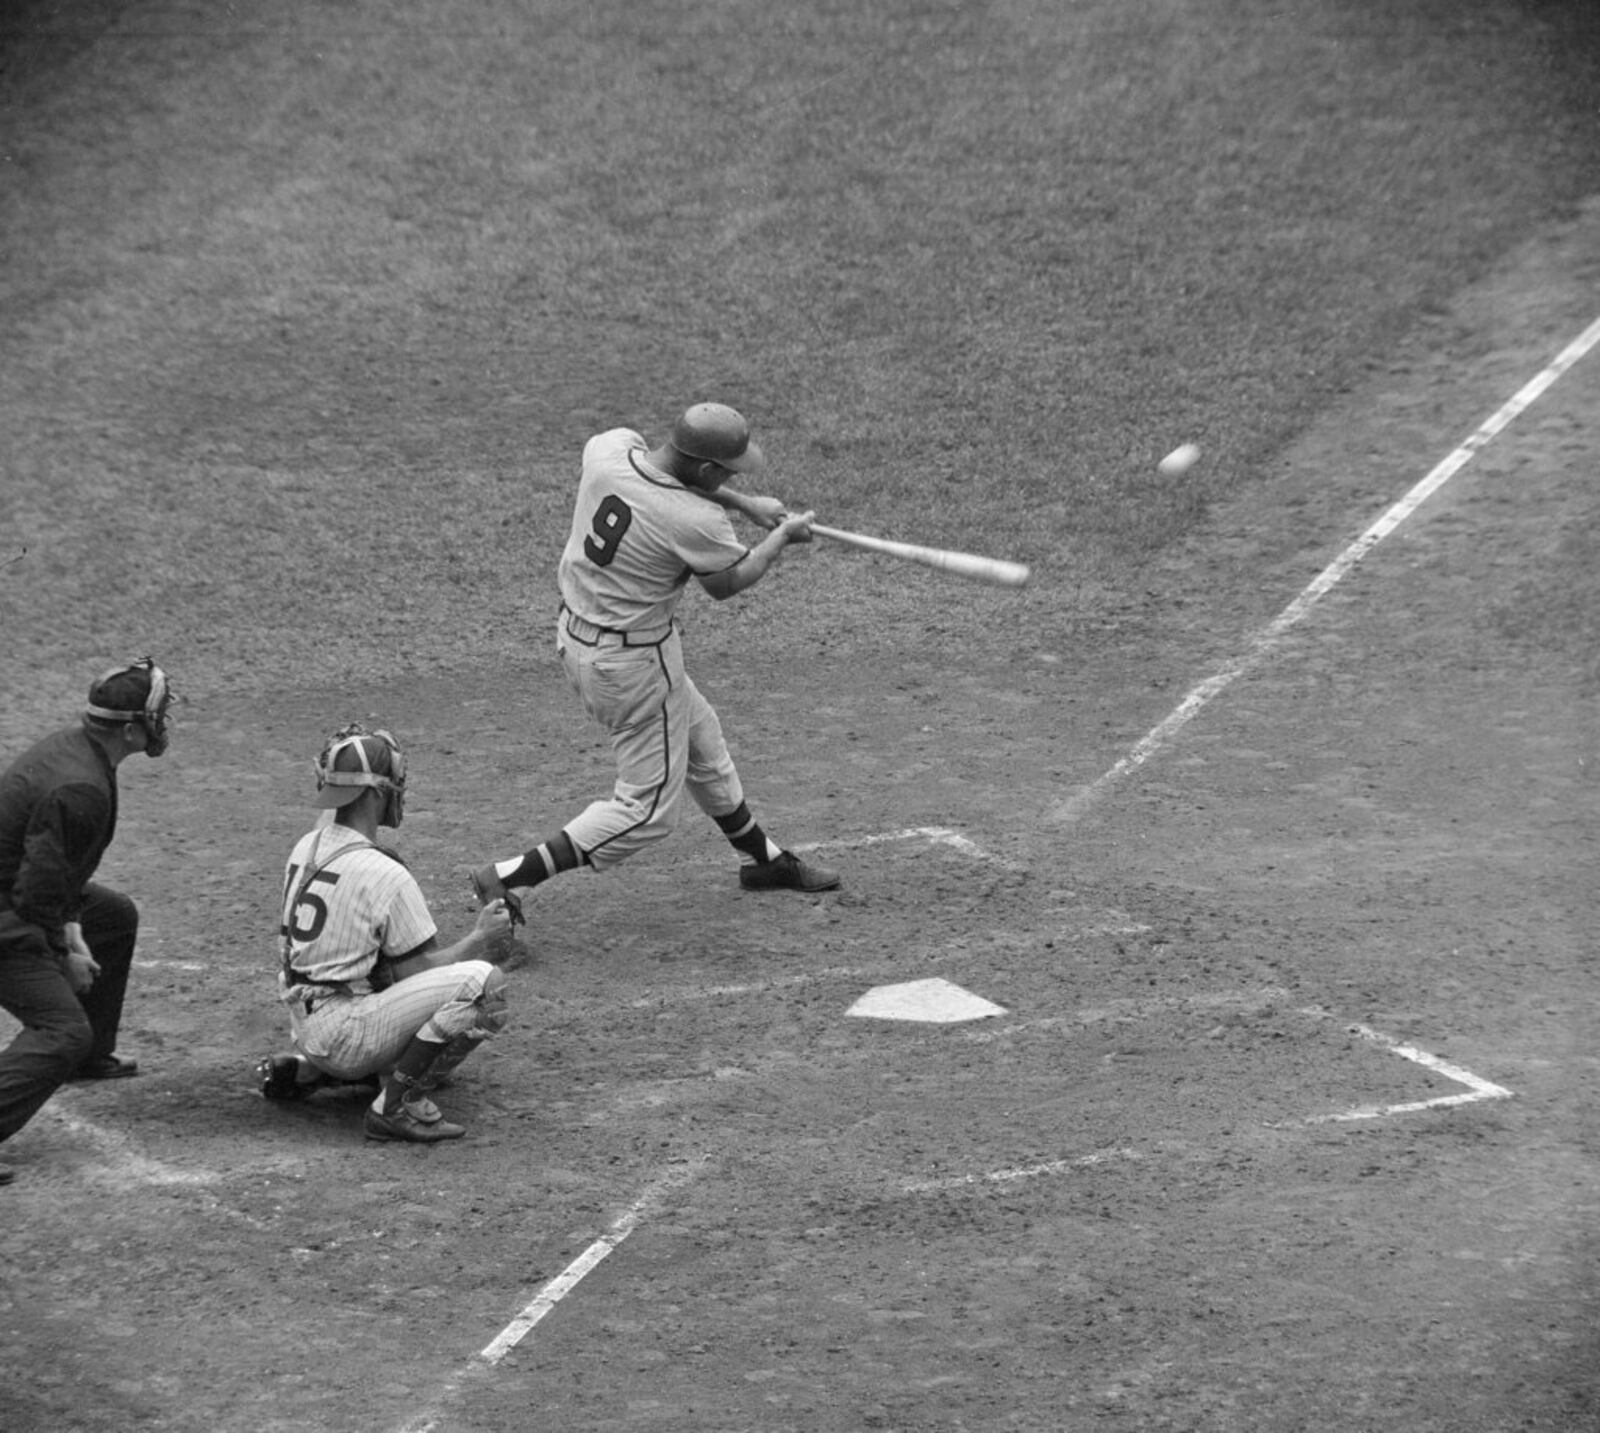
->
[470,866,525,928]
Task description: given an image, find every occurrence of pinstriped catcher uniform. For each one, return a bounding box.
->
[261,724,514,1143]
[472,403,840,910]
[278,827,497,1079]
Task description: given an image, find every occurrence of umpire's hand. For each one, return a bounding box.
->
[62,921,100,992]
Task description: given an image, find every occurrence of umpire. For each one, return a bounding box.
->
[0,657,175,1186]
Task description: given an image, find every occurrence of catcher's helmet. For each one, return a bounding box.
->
[315,722,407,827]
[669,402,765,475]
[85,656,175,757]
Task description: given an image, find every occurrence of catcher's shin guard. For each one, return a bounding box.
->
[415,968,510,1088]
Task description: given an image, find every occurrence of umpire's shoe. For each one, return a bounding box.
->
[70,1053,139,1081]
[739,850,841,893]
[364,1103,466,1143]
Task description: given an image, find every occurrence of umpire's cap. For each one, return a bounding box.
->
[669,403,765,474]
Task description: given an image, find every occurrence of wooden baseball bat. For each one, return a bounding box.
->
[809,523,1030,588]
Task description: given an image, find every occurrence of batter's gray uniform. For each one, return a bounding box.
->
[552,427,752,867]
[474,402,838,906]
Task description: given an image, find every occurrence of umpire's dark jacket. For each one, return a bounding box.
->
[0,723,118,953]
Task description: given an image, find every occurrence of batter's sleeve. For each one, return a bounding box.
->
[674,500,750,576]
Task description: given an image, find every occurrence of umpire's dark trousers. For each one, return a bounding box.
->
[0,883,138,1143]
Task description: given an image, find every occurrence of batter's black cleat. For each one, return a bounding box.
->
[257,1054,318,1102]
[470,864,525,928]
[739,850,841,893]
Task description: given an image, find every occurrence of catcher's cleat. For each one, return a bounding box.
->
[738,850,841,893]
[401,1092,444,1125]
[364,1105,466,1143]
[471,863,525,927]
[258,1053,317,1102]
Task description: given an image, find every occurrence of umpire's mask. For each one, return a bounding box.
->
[86,656,176,757]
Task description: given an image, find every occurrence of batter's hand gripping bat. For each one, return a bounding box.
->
[808,523,1030,588]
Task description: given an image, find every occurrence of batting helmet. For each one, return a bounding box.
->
[85,656,175,757]
[315,722,407,827]
[669,403,765,475]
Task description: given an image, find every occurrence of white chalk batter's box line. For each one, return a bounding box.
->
[899,1025,1514,1196]
[598,992,1515,1134]
[960,986,1298,1037]
[514,824,1019,925]
[27,988,1511,1210]
[886,1013,1515,1196]
[659,824,1019,869]
[956,994,1512,1122]
[26,991,1510,1433]
[426,1006,1512,1397]
[1303,1018,1513,1123]
[813,826,1018,865]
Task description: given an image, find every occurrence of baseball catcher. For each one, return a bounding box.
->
[258,723,517,1143]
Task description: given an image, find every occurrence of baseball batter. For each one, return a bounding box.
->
[258,723,517,1144]
[472,402,839,916]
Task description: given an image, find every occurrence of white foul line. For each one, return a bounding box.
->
[1050,313,1600,825]
[479,1157,707,1363]
[391,1158,709,1433]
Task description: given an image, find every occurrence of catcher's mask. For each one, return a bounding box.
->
[315,722,407,827]
[669,402,765,477]
[85,656,175,758]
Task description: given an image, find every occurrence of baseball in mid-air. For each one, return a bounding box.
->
[1158,443,1201,477]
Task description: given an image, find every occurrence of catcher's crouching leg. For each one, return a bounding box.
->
[364,964,509,1145]
[417,965,510,1088]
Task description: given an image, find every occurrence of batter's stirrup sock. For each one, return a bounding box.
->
[500,832,583,890]
[714,802,783,865]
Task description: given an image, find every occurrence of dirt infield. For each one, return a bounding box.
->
[2,192,1598,1431]
[4,2,1600,1429]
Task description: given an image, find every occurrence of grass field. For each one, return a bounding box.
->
[3,3,1600,1431]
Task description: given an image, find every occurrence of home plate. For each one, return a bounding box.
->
[847,978,1008,1024]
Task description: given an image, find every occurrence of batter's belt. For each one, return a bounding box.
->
[559,605,675,649]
